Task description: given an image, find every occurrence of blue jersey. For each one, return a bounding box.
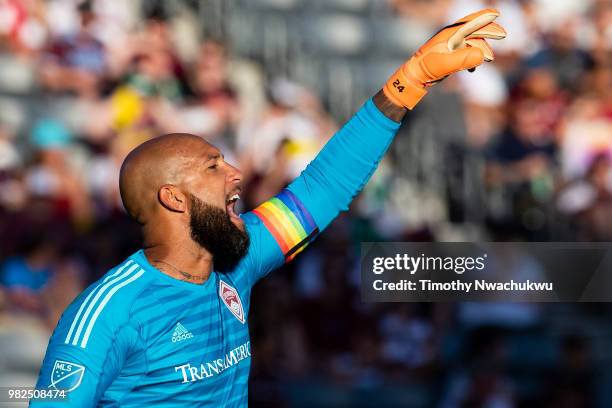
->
[32,99,401,407]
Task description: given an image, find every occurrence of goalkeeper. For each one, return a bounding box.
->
[32,9,505,407]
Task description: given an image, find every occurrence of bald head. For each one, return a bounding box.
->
[119,132,248,271]
[119,133,215,224]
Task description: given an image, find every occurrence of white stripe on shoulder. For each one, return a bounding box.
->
[70,263,139,346]
[103,260,135,283]
[65,259,134,344]
[80,268,145,348]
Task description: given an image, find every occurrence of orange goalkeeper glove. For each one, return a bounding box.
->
[383,8,506,110]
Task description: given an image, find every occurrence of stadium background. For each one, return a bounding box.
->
[0,0,611,406]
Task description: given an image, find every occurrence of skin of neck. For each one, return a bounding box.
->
[142,215,214,284]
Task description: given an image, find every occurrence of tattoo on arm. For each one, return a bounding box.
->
[373,89,408,122]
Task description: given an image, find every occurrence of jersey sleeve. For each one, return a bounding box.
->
[241,98,401,284]
[31,275,142,407]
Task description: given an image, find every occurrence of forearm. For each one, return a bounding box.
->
[286,91,403,231]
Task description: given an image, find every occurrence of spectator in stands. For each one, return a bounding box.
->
[0,235,56,316]
[39,1,106,97]
[557,152,612,240]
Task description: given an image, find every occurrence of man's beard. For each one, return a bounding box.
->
[189,194,250,273]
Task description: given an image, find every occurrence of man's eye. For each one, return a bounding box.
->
[208,164,218,170]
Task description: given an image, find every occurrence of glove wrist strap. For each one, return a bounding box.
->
[383,66,428,110]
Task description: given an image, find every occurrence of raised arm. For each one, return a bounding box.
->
[239,9,506,284]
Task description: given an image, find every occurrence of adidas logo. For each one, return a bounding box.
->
[171,322,194,343]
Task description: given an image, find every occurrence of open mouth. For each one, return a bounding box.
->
[225,192,241,220]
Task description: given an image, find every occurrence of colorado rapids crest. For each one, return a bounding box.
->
[219,280,245,324]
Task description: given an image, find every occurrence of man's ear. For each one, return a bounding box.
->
[158,185,186,213]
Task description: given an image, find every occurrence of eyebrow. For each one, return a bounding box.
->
[205,153,223,162]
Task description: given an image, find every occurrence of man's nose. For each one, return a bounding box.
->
[226,162,243,185]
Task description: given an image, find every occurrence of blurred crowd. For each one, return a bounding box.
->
[1,0,612,406]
